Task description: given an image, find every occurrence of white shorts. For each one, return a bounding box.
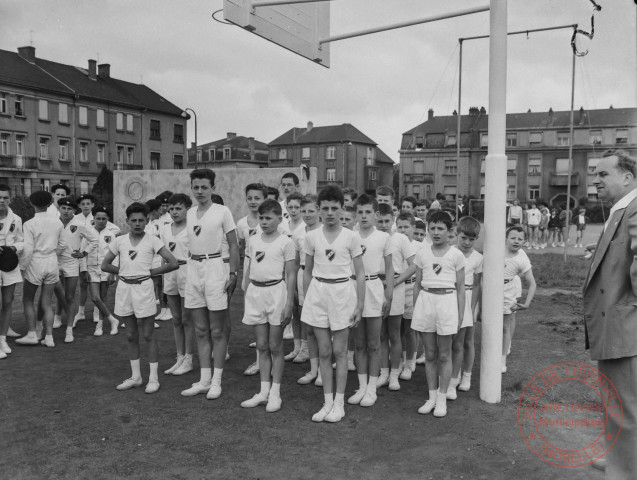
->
[242,281,287,326]
[301,279,356,331]
[184,258,228,311]
[514,275,522,297]
[87,264,102,283]
[461,289,475,328]
[412,290,459,336]
[362,278,384,318]
[59,255,79,278]
[403,280,415,320]
[164,264,187,297]
[24,256,59,285]
[389,280,405,316]
[114,279,157,318]
[0,266,22,287]
[297,268,305,306]
[503,280,519,315]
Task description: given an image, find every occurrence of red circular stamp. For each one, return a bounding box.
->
[517,362,622,468]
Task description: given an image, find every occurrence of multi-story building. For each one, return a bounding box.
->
[187,133,269,168]
[0,46,187,196]
[269,122,394,193]
[399,106,637,207]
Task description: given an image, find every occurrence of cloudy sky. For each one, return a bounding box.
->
[1,0,635,162]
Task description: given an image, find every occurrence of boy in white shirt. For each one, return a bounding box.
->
[241,199,296,412]
[377,206,415,391]
[145,199,170,322]
[347,194,392,408]
[526,202,541,249]
[283,192,305,346]
[160,194,195,377]
[73,194,96,326]
[16,191,65,347]
[302,185,365,423]
[102,202,179,393]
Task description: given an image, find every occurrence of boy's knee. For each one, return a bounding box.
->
[142,331,154,343]
[318,348,332,361]
[210,327,224,340]
[367,339,380,353]
[126,332,139,343]
[268,339,282,354]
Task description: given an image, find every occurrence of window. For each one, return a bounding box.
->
[0,94,6,114]
[127,147,134,165]
[117,146,124,163]
[150,152,160,170]
[59,139,69,161]
[529,186,540,200]
[589,130,602,145]
[326,168,336,182]
[557,132,570,147]
[555,158,570,175]
[529,132,543,146]
[208,149,215,161]
[444,160,457,175]
[223,147,231,160]
[616,129,629,144]
[150,120,161,139]
[16,135,25,156]
[506,133,517,147]
[41,179,50,191]
[588,157,600,175]
[480,185,485,199]
[80,180,89,195]
[116,113,124,131]
[507,157,518,175]
[197,150,202,163]
[414,160,424,174]
[79,141,89,163]
[528,154,542,175]
[443,185,457,200]
[22,178,32,196]
[39,137,49,159]
[415,136,424,149]
[369,169,377,181]
[480,157,486,174]
[446,134,457,147]
[480,133,488,147]
[15,96,23,116]
[278,148,287,160]
[173,154,183,169]
[59,103,68,123]
[38,100,48,120]
[326,146,335,160]
[96,109,105,128]
[0,133,9,155]
[96,143,105,163]
[506,184,516,202]
[126,114,133,132]
[412,184,420,199]
[173,124,184,144]
[366,147,375,165]
[302,147,310,159]
[79,106,88,126]
[587,185,598,201]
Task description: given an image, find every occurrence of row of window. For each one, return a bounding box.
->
[195,146,232,163]
[324,167,376,182]
[276,145,376,163]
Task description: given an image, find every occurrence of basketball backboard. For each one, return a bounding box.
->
[223,0,330,67]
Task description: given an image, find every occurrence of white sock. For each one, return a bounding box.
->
[502,355,507,364]
[380,367,389,377]
[212,367,223,385]
[95,320,103,328]
[334,392,345,405]
[108,315,118,324]
[200,367,212,384]
[390,368,401,378]
[0,335,5,342]
[54,314,61,322]
[309,357,319,375]
[78,306,85,315]
[293,339,301,350]
[428,389,437,402]
[131,359,141,379]
[367,377,377,393]
[450,376,460,388]
[269,383,281,398]
[324,393,334,408]
[301,339,308,349]
[358,373,368,390]
[95,310,101,322]
[66,327,73,334]
[149,362,158,381]
[259,381,271,397]
[437,391,447,406]
[463,370,472,377]
[45,334,53,342]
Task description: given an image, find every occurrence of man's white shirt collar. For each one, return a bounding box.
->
[605,187,637,230]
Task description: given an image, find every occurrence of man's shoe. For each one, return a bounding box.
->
[324,403,345,423]
[293,346,309,363]
[433,402,447,418]
[284,348,300,361]
[109,318,120,335]
[181,382,211,397]
[72,312,85,327]
[173,356,194,375]
[314,372,323,387]
[244,362,260,376]
[6,327,20,338]
[145,380,160,394]
[416,354,427,365]
[94,323,103,337]
[376,370,389,388]
[447,385,458,401]
[282,323,294,340]
[52,318,62,329]
[40,337,55,348]
[388,375,401,391]
[0,339,12,354]
[400,367,412,381]
[64,330,74,343]
[241,393,268,408]
[116,377,143,391]
[164,356,184,375]
[418,399,436,415]
[458,373,472,391]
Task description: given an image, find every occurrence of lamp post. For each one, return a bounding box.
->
[182,108,197,166]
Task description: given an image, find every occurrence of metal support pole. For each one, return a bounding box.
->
[456,39,463,216]
[564,52,576,261]
[480,0,507,404]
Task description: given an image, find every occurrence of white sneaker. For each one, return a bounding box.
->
[447,385,458,401]
[388,375,401,391]
[293,346,309,363]
[312,404,333,422]
[154,322,160,329]
[181,382,211,397]
[109,317,120,335]
[0,349,5,359]
[325,403,345,423]
[15,333,38,345]
[173,355,194,375]
[348,357,356,372]
[145,380,160,394]
[283,323,294,340]
[93,312,100,323]
[458,373,472,391]
[64,330,74,343]
[376,370,389,388]
[206,383,222,400]
[284,348,300,361]
[72,312,85,327]
[416,354,426,365]
[265,395,282,413]
[360,389,377,407]
[241,393,268,408]
[418,398,436,415]
[244,362,260,376]
[6,327,20,338]
[297,371,317,385]
[40,336,55,348]
[94,322,103,337]
[52,317,62,329]
[157,309,172,321]
[0,339,12,354]
[314,371,323,387]
[164,356,185,375]
[116,377,143,391]
[433,401,447,417]
[347,389,366,405]
[400,367,412,381]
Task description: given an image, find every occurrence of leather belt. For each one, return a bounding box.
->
[464,285,473,290]
[504,278,512,284]
[423,288,456,295]
[350,274,379,281]
[251,279,283,287]
[405,278,416,285]
[177,260,187,265]
[223,258,229,264]
[120,275,151,285]
[300,265,305,270]
[190,253,221,261]
[315,277,350,284]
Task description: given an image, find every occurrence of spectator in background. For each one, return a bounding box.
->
[342,188,358,208]
[559,204,572,247]
[538,207,550,249]
[430,193,444,210]
[574,208,589,248]
[507,199,522,226]
[548,207,562,247]
[526,202,541,249]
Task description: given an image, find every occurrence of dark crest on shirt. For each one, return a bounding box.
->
[70,225,77,233]
[104,235,112,244]
[9,222,15,232]
[194,225,201,236]
[129,250,137,260]
[169,242,176,251]
[249,228,257,237]
[326,249,335,261]
[361,245,367,255]
[91,220,95,226]
[255,251,265,263]
[433,263,442,275]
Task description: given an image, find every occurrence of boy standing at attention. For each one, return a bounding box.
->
[102,202,179,393]
[241,199,296,412]
[302,185,365,423]
[73,194,96,326]
[181,169,239,400]
[283,192,305,343]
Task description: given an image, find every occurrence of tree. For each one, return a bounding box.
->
[92,165,113,212]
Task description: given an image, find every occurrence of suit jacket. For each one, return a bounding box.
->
[583,195,637,360]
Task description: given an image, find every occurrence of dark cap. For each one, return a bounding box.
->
[0,248,19,272]
[57,197,78,209]
[92,206,110,217]
[50,184,71,196]
[77,194,96,204]
[155,191,174,204]
[145,198,162,212]
[29,190,53,208]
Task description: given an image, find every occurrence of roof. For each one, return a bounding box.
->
[0,47,184,116]
[194,135,269,151]
[269,123,377,146]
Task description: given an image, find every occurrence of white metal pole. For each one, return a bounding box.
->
[456,39,463,216]
[480,0,507,404]
[564,52,576,261]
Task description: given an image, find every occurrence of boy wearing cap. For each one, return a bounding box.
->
[73,194,97,325]
[58,197,98,343]
[0,184,24,358]
[16,191,65,347]
[156,191,174,226]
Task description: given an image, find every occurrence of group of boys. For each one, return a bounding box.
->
[1,169,536,424]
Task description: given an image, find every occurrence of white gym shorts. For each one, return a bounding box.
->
[301,278,357,331]
[412,289,459,336]
[164,263,187,297]
[242,280,287,326]
[24,256,59,285]
[184,257,228,311]
[114,278,157,318]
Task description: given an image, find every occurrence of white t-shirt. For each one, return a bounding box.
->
[96,224,121,265]
[358,228,391,275]
[248,233,295,283]
[527,208,541,226]
[187,203,236,256]
[414,243,465,289]
[47,204,60,218]
[0,208,24,254]
[292,226,308,267]
[109,233,165,277]
[159,223,189,262]
[457,248,483,286]
[509,205,522,220]
[388,232,416,275]
[304,227,362,279]
[59,217,98,258]
[504,249,532,281]
[237,215,291,257]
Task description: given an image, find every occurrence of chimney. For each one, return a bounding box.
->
[18,46,36,63]
[307,121,313,132]
[88,59,97,80]
[248,137,255,160]
[469,107,479,115]
[578,106,586,125]
[452,110,457,116]
[227,132,236,140]
[548,107,554,125]
[191,142,197,149]
[97,63,110,78]
[480,106,486,115]
[428,109,434,120]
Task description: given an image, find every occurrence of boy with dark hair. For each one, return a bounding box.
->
[48,184,71,217]
[73,194,97,326]
[102,202,179,393]
[413,220,427,243]
[241,199,296,412]
[302,185,365,422]
[375,186,394,206]
[415,201,429,221]
[400,196,418,215]
[266,186,280,201]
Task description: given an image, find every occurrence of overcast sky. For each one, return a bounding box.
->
[1,0,635,162]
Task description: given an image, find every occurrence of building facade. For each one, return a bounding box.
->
[269,122,394,193]
[187,133,269,168]
[0,46,187,196]
[399,107,637,207]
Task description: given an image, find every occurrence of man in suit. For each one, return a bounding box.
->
[583,149,637,479]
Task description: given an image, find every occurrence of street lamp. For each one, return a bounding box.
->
[182,108,197,166]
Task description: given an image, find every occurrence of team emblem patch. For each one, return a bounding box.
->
[361,245,367,255]
[91,220,95,226]
[104,236,111,244]
[433,263,442,275]
[255,251,265,263]
[249,228,257,237]
[0,223,3,231]
[9,222,15,232]
[169,242,176,251]
[70,225,77,233]
[129,250,137,260]
[155,224,159,231]
[194,225,201,236]
[326,249,335,261]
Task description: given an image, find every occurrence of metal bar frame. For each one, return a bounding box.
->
[252,0,331,8]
